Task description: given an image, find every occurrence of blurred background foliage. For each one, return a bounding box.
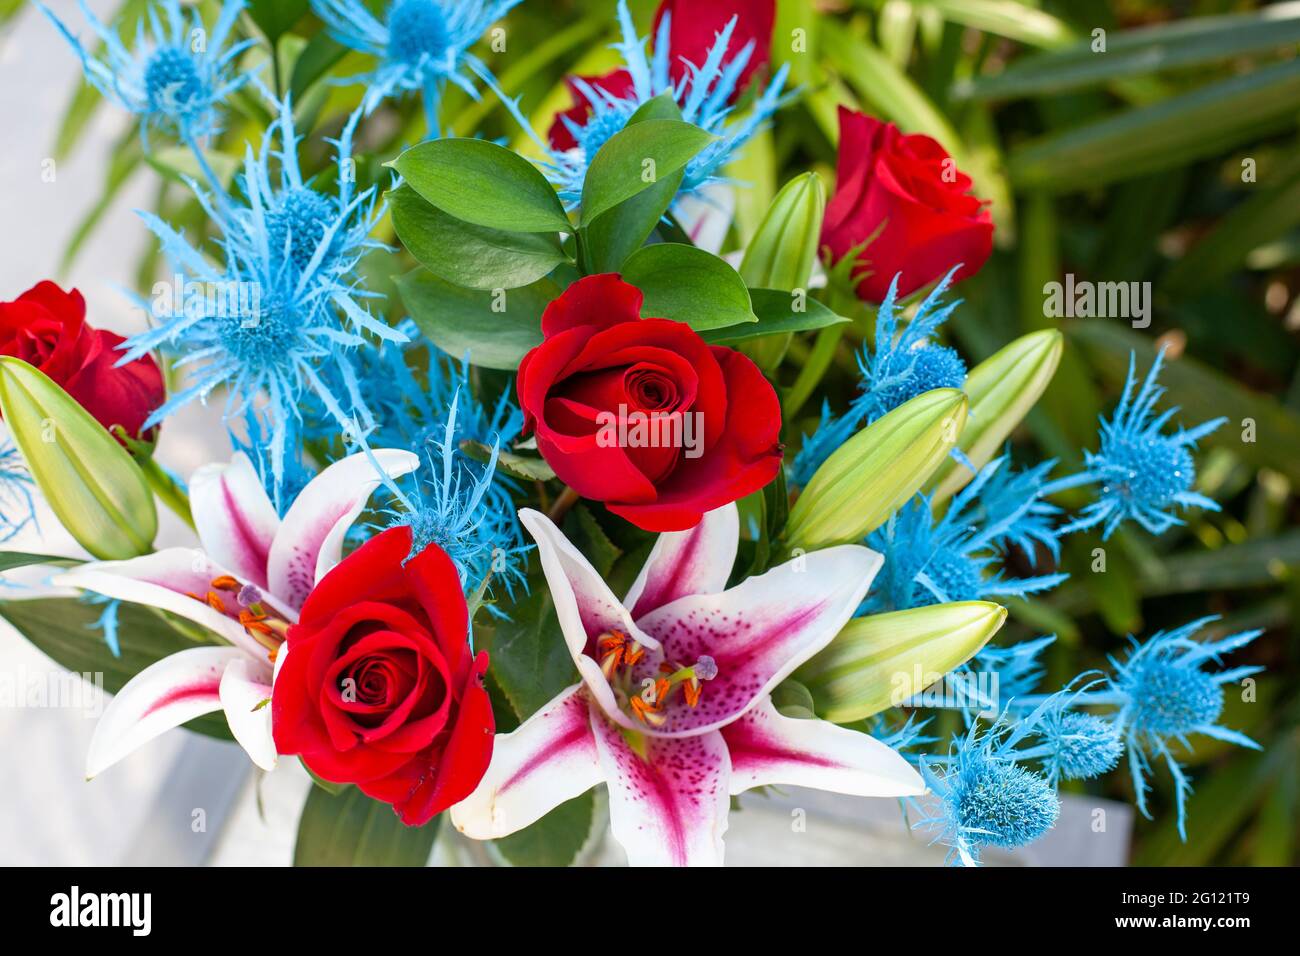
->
[13,0,1300,865]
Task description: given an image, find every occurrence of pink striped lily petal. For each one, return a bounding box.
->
[631,544,883,737]
[722,696,925,797]
[674,183,735,256]
[590,705,731,867]
[189,452,280,589]
[519,509,660,726]
[451,684,601,840]
[219,657,277,771]
[53,551,266,658]
[624,502,738,620]
[86,647,244,779]
[267,449,419,610]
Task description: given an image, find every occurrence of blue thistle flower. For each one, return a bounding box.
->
[378,391,529,606]
[1100,617,1263,838]
[119,97,403,507]
[310,0,524,133]
[39,0,256,150]
[792,269,966,486]
[972,634,1056,702]
[0,441,36,544]
[499,0,789,205]
[1057,350,1225,539]
[917,712,1060,866]
[863,457,1069,613]
[1033,709,1124,784]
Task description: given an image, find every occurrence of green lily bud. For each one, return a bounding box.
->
[927,329,1062,503]
[785,388,968,551]
[0,357,157,559]
[738,172,825,370]
[795,601,1007,723]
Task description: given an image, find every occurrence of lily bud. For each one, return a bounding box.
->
[738,172,825,370]
[0,357,156,559]
[795,601,1007,723]
[927,329,1062,503]
[785,388,968,551]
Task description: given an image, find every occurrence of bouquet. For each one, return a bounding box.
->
[1,0,1291,868]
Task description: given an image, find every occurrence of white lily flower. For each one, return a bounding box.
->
[53,449,418,778]
[452,502,925,866]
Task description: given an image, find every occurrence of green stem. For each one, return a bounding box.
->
[139,453,195,532]
[783,324,845,421]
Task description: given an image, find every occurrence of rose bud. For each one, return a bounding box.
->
[0,281,164,442]
[516,273,783,532]
[822,108,994,304]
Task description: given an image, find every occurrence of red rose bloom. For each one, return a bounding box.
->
[272,526,494,826]
[0,281,164,439]
[547,1,776,151]
[822,108,994,303]
[654,0,775,93]
[516,274,783,532]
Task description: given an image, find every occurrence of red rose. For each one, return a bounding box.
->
[822,108,994,303]
[547,1,776,151]
[0,281,164,440]
[516,274,783,532]
[272,526,494,826]
[654,0,775,94]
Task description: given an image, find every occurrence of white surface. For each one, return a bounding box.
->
[0,0,231,866]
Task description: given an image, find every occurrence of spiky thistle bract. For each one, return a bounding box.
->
[863,456,1070,613]
[39,0,255,149]
[1103,617,1262,838]
[792,269,966,486]
[499,0,788,206]
[1057,349,1226,539]
[917,709,1061,867]
[119,96,403,508]
[310,0,523,134]
[376,390,529,610]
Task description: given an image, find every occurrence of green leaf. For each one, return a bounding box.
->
[390,184,566,291]
[922,0,1076,52]
[293,785,439,866]
[957,4,1300,101]
[579,119,716,225]
[459,439,556,482]
[0,358,157,559]
[1008,59,1300,192]
[566,505,621,578]
[493,792,595,866]
[484,585,579,721]
[389,138,571,233]
[0,551,79,572]
[1069,320,1300,484]
[700,289,847,343]
[582,96,688,273]
[397,268,554,371]
[0,598,230,740]
[1162,150,1300,294]
[289,31,349,100]
[620,243,755,331]
[245,0,309,47]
